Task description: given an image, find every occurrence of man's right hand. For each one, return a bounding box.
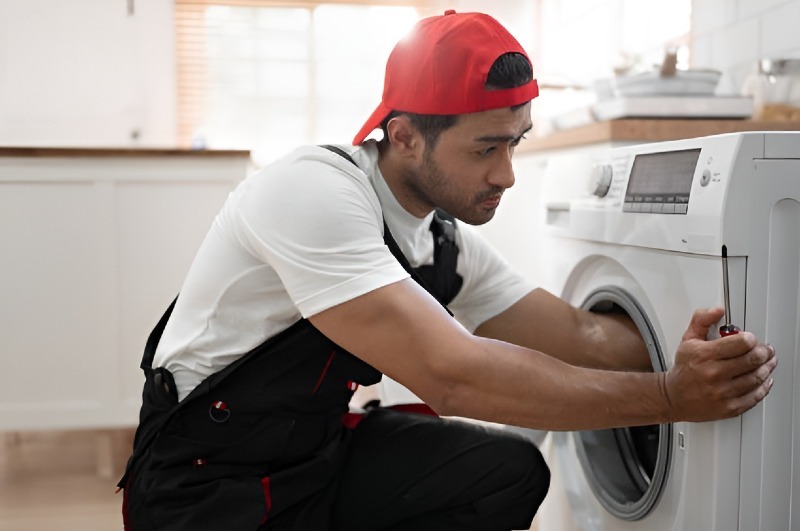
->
[664,307,777,423]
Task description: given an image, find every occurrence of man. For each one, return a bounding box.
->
[119,10,777,531]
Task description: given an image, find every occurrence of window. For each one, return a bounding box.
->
[176,1,694,161]
[176,1,420,166]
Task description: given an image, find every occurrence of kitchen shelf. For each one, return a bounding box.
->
[0,146,250,158]
[518,119,800,153]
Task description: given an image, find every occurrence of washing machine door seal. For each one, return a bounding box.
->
[573,286,673,521]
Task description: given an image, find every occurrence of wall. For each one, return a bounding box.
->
[431,0,538,56]
[691,0,800,95]
[0,0,530,151]
[0,0,176,147]
[1,0,798,148]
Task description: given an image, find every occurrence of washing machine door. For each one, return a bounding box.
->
[539,250,743,531]
[565,287,671,522]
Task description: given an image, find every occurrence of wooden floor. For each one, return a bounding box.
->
[0,430,131,531]
[0,428,540,531]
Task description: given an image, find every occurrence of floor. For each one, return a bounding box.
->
[0,429,540,531]
[0,430,131,531]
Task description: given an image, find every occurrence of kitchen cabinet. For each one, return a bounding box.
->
[0,148,250,431]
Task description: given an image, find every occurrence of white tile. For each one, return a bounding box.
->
[761,0,800,56]
[691,35,714,69]
[712,17,760,71]
[560,0,608,21]
[622,0,691,53]
[739,0,791,19]
[692,0,738,36]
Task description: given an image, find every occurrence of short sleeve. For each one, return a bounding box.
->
[448,223,535,332]
[229,147,410,317]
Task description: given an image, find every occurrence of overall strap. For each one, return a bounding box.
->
[415,209,463,306]
[141,296,178,370]
[319,145,463,309]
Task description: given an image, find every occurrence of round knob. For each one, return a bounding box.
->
[591,163,613,198]
[700,168,711,187]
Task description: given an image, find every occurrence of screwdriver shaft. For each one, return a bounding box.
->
[722,245,732,326]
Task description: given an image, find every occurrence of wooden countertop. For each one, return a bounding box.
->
[7,120,799,158]
[518,119,800,153]
[0,147,251,158]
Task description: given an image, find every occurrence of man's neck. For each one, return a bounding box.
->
[376,140,434,219]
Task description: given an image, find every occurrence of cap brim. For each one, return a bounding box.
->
[352,101,392,145]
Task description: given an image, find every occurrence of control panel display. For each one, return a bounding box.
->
[623,148,701,214]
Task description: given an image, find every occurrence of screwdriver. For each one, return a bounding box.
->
[719,245,741,337]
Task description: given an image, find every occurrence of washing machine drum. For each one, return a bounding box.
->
[574,288,672,521]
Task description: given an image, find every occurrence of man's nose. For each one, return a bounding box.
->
[489,151,515,189]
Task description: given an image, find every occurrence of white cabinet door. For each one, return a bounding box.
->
[0,154,248,431]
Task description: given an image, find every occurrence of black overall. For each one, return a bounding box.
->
[119,149,550,531]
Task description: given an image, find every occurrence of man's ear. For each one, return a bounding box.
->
[385,115,424,161]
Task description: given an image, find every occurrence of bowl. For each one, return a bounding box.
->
[612,69,722,97]
[592,69,723,99]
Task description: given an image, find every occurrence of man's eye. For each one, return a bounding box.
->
[478,146,496,156]
[511,135,527,147]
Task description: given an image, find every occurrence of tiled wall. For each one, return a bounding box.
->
[691,0,800,94]
[532,0,693,85]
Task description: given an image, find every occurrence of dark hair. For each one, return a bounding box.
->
[380,52,533,148]
[486,52,534,92]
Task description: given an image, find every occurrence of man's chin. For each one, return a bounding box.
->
[458,209,497,226]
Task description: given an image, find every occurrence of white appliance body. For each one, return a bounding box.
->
[535,132,800,530]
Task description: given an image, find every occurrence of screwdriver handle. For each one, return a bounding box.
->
[719,323,740,337]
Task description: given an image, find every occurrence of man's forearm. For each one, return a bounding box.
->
[583,311,653,372]
[432,336,671,430]
[474,288,651,372]
[311,281,775,433]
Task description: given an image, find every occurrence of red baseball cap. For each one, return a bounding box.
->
[352,10,539,145]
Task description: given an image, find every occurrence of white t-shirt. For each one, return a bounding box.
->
[153,141,534,401]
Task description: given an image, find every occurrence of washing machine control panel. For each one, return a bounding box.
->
[543,132,800,254]
[622,148,701,214]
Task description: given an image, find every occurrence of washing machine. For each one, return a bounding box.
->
[534,132,800,530]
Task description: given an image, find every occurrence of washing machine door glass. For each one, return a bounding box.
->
[574,288,672,521]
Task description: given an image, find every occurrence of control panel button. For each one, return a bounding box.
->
[700,168,711,187]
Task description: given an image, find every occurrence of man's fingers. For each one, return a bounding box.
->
[701,341,776,381]
[672,307,777,422]
[714,334,770,363]
[722,373,776,417]
[682,306,726,341]
[669,333,777,422]
[722,357,777,399]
